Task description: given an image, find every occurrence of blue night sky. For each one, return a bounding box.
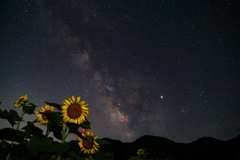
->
[0,0,239,143]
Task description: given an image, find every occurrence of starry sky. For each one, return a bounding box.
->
[0,0,239,143]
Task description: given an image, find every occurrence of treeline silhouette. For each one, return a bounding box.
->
[99,135,240,160]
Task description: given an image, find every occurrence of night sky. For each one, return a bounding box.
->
[0,0,239,143]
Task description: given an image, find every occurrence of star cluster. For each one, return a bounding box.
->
[0,0,239,143]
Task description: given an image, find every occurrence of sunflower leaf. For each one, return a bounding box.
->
[22,104,37,115]
[28,103,37,106]
[66,123,87,140]
[80,117,91,129]
[22,121,44,137]
[27,135,70,152]
[0,109,22,127]
[0,128,31,141]
[9,109,22,121]
[32,118,39,123]
[48,123,62,140]
[67,141,82,160]
[39,111,62,125]
[69,150,77,158]
[45,102,62,111]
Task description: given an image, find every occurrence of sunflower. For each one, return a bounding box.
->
[14,94,28,108]
[77,131,99,154]
[62,96,89,125]
[36,104,54,125]
[137,148,146,158]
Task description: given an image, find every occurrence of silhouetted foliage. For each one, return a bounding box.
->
[99,135,240,160]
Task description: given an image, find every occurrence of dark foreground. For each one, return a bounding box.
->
[98,135,240,160]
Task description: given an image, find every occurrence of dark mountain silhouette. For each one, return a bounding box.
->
[99,135,240,160]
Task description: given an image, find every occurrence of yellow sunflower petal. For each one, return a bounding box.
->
[44,105,49,110]
[90,149,93,154]
[74,119,78,124]
[82,106,89,110]
[62,105,68,109]
[64,99,71,105]
[68,97,73,103]
[63,115,70,121]
[77,137,82,141]
[63,117,70,122]
[94,146,99,151]
[83,111,89,115]
[76,96,80,103]
[79,101,85,105]
[72,95,75,103]
[81,115,86,122]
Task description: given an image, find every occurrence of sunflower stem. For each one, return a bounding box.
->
[16,110,25,130]
[61,131,66,144]
[8,108,25,160]
[10,140,15,146]
[8,109,25,160]
[61,125,69,143]
[46,125,50,136]
[6,153,11,160]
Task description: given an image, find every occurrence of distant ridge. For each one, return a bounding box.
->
[102,137,122,144]
[133,135,176,144]
[190,136,224,145]
[99,135,240,160]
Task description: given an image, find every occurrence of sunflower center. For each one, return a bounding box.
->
[17,98,24,105]
[67,103,82,119]
[82,136,93,149]
[42,110,52,120]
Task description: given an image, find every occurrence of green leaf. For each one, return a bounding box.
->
[48,123,62,140]
[80,117,91,129]
[40,111,62,125]
[0,109,22,127]
[66,123,87,140]
[23,100,29,104]
[0,128,31,141]
[45,102,62,111]
[69,150,77,158]
[27,135,70,152]
[67,140,82,158]
[0,139,10,149]
[32,118,39,123]
[9,110,22,121]
[28,103,37,107]
[95,139,112,144]
[22,103,37,115]
[22,121,44,137]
